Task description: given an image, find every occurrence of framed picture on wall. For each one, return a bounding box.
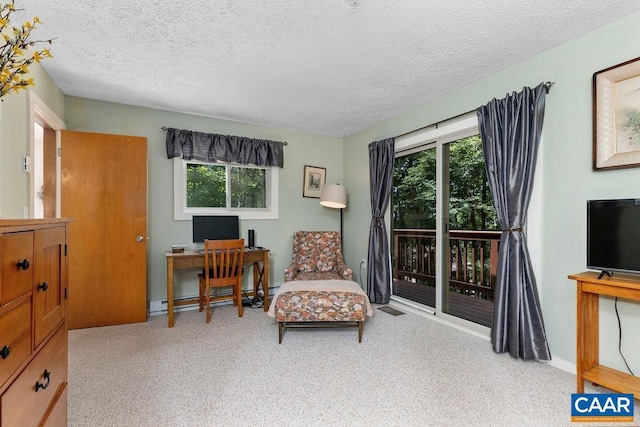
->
[593,56,640,170]
[302,165,326,198]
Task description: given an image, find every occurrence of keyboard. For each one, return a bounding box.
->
[198,247,263,254]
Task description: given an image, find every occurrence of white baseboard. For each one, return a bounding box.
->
[543,356,576,375]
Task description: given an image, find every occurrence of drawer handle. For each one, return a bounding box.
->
[35,369,51,392]
[17,258,30,270]
[38,281,49,291]
[0,345,10,359]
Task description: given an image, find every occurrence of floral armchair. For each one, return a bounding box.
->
[284,231,353,282]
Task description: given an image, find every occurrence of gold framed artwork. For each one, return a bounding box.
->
[302,165,326,198]
[593,56,640,170]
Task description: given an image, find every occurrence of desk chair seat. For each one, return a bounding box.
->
[198,239,245,323]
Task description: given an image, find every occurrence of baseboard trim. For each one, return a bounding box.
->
[543,356,576,375]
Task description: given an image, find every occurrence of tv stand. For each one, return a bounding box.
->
[568,272,640,400]
[597,270,613,280]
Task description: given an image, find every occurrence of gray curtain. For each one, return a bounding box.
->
[367,138,395,303]
[477,83,551,360]
[165,127,284,167]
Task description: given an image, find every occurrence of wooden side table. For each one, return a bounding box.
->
[569,271,640,400]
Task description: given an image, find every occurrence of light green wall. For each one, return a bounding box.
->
[63,96,344,301]
[0,63,65,218]
[343,11,640,368]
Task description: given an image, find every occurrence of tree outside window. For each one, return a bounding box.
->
[187,163,266,209]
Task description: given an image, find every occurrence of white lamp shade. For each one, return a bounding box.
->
[320,184,347,209]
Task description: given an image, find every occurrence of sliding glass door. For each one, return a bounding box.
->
[391,116,499,329]
[441,136,499,326]
[392,145,437,307]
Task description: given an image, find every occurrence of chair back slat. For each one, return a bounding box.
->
[203,239,245,283]
[199,238,245,323]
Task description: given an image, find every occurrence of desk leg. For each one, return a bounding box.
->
[252,261,259,302]
[167,257,175,328]
[251,253,270,311]
[260,251,269,311]
[263,252,269,311]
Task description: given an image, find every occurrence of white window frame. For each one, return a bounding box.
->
[173,158,279,220]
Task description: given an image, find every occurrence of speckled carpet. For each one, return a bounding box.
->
[67,304,639,426]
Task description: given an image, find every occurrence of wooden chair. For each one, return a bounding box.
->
[198,239,245,323]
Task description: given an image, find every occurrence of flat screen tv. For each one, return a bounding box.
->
[192,215,240,243]
[587,199,640,277]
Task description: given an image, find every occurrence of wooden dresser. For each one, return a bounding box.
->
[0,219,70,427]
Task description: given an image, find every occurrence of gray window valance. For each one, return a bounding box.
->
[165,127,284,168]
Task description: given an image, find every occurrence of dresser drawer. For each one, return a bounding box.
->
[42,383,67,427]
[1,325,67,427]
[1,231,34,306]
[0,298,32,388]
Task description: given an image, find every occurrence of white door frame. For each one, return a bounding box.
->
[27,91,66,218]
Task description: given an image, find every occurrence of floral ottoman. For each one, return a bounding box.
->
[267,280,373,343]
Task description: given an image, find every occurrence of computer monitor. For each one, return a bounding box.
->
[192,215,240,243]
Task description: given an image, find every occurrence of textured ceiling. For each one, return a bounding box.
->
[16,0,640,137]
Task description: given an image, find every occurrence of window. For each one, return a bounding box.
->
[174,158,278,220]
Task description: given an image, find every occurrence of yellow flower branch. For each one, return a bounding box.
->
[0,1,53,98]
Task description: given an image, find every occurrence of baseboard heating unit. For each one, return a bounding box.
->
[149,295,200,316]
[149,288,277,316]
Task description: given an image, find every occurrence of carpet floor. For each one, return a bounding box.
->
[67,304,639,426]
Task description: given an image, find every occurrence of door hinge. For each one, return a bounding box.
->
[64,288,67,299]
[57,147,61,157]
[64,244,68,256]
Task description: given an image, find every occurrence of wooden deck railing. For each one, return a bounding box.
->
[393,229,501,301]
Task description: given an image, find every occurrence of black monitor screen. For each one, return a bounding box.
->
[587,199,640,274]
[192,215,240,243]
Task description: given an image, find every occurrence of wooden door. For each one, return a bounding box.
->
[61,131,147,329]
[43,126,57,218]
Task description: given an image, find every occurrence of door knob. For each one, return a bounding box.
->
[136,235,145,242]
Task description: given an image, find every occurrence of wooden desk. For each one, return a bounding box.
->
[569,271,640,400]
[166,248,270,327]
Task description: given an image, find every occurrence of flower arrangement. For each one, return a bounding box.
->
[0,0,53,98]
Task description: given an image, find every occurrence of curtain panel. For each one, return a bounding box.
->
[165,127,284,168]
[367,138,395,304]
[477,83,551,361]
